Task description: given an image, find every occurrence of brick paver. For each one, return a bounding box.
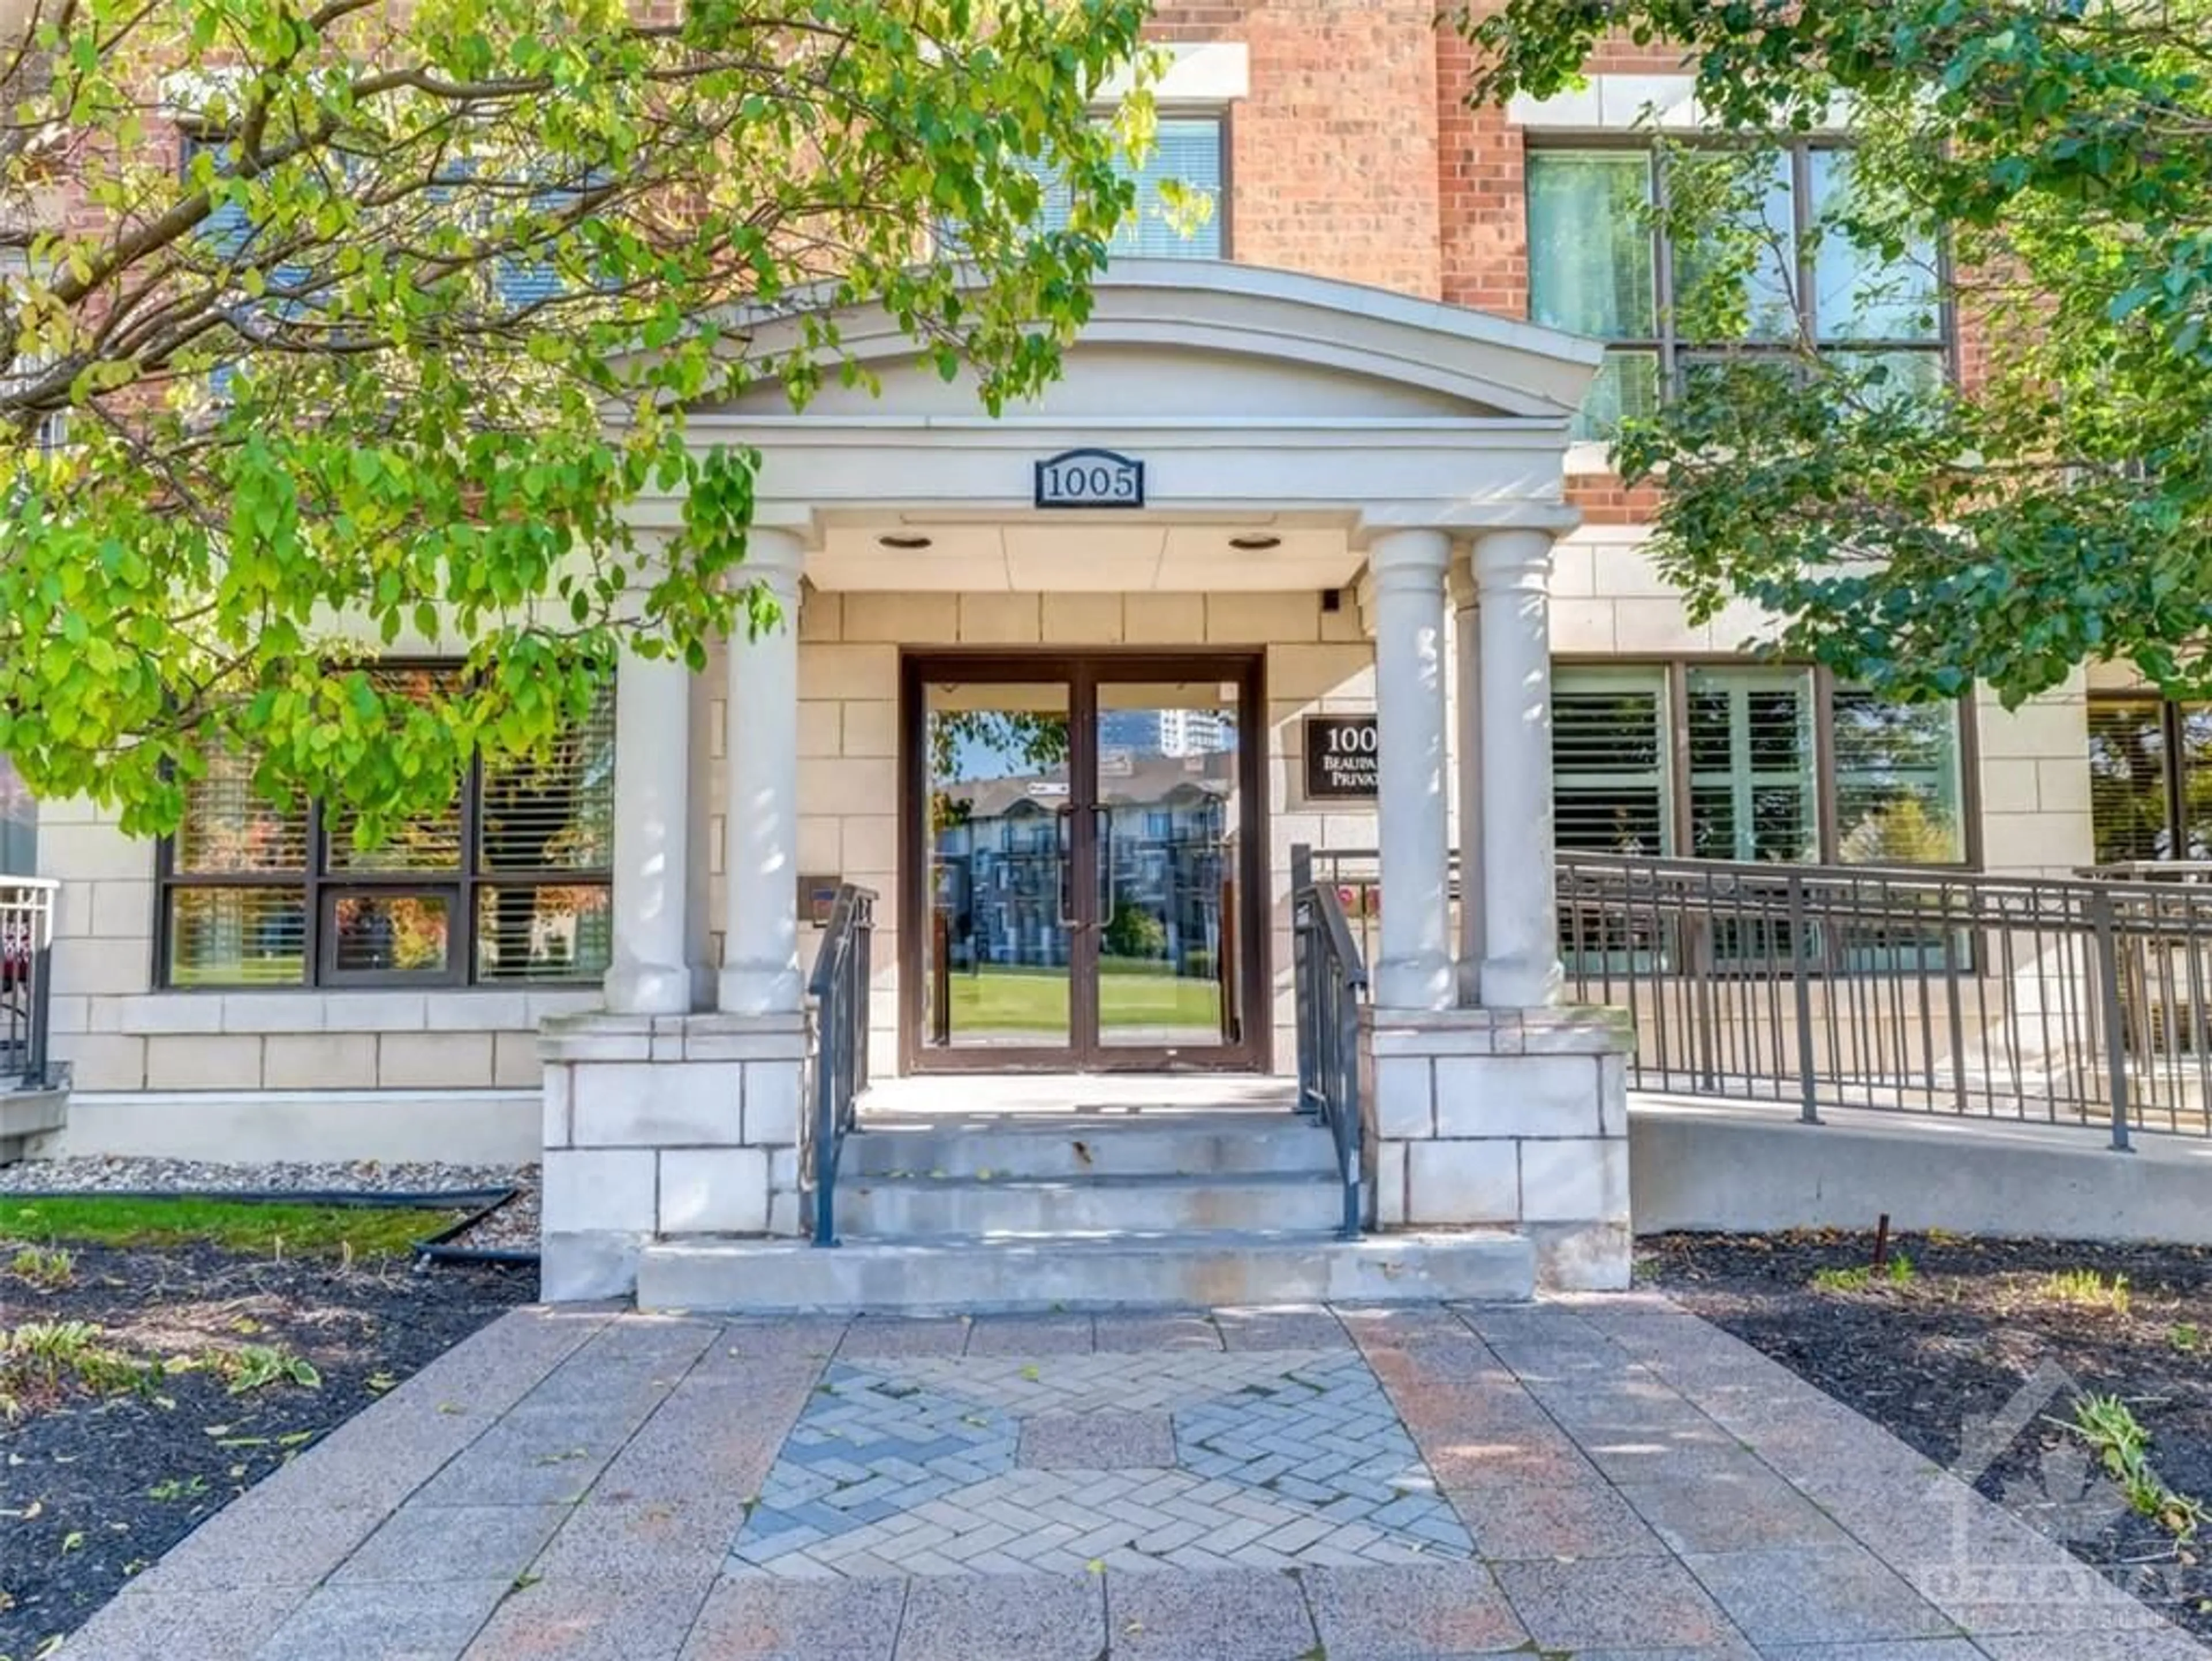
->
[54,1298,2212,1661]
[728,1345,1471,1576]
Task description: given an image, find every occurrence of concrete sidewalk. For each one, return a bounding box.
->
[62,1297,2209,1660]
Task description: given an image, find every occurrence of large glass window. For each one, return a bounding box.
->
[1555,664,1967,865]
[1525,143,1946,438]
[1832,689,1968,864]
[159,668,614,987]
[2088,695,2212,864]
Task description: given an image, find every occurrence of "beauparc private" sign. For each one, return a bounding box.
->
[1303,714,1378,800]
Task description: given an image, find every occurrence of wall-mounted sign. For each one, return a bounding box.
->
[1035,447,1144,509]
[1304,714,1379,800]
[800,875,843,928]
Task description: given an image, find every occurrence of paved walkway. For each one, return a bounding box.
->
[62,1297,2209,1660]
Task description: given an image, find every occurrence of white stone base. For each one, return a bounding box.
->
[32,1088,537,1164]
[539,1009,813,1300]
[1359,1002,1634,1292]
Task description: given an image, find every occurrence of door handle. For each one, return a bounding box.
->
[1055,803,1077,929]
[1093,805,1112,920]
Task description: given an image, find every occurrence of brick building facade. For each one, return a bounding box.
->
[23,3,2131,1303]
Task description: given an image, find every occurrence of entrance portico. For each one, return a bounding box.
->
[540,259,1634,1301]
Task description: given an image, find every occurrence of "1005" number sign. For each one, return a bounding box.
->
[1035,448,1145,509]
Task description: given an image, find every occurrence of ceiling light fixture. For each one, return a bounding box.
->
[877,532,934,550]
[1228,533,1282,552]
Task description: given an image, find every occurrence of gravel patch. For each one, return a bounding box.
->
[440,1178,540,1253]
[0,1155,528,1195]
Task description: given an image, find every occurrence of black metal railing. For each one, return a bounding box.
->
[1,880,56,1090]
[1290,847,1367,1238]
[1293,845,2212,1150]
[808,883,876,1246]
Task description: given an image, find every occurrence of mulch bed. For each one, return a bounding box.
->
[1645,1230,2212,1641]
[0,1245,532,1656]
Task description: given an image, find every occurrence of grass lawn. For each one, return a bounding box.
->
[945,965,1221,1035]
[0,1195,465,1257]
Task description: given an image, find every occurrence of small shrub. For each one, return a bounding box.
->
[8,1246,74,1289]
[2046,1269,2131,1312]
[2071,1394,2208,1540]
[0,1321,161,1418]
[210,1344,321,1395]
[1811,1253,1913,1294]
[2170,1323,2201,1354]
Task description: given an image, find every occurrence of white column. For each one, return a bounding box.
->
[718,527,806,1016]
[1450,561,1484,1005]
[603,645,694,1015]
[1369,528,1455,1011]
[1475,526,1563,1008]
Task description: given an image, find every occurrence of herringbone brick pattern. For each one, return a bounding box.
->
[727,1348,1472,1578]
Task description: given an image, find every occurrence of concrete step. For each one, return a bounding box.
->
[836,1171,1347,1238]
[635,1229,1535,1314]
[844,1112,1335,1181]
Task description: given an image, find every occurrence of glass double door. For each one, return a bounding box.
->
[909,654,1262,1071]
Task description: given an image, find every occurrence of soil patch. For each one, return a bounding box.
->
[1645,1230,2212,1641]
[0,1242,531,1655]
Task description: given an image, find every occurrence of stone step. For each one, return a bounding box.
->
[835,1171,1347,1238]
[844,1111,1335,1181]
[635,1229,1534,1314]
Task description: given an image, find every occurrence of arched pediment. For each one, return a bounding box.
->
[693,259,1601,425]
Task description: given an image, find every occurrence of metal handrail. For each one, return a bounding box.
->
[808,883,877,1246]
[1296,843,2212,1149]
[1291,847,1366,1239]
[0,878,57,1091]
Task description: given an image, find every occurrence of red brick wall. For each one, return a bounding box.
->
[1435,28,1524,316]
[1150,0,1442,297]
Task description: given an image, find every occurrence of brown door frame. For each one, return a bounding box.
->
[899,648,1271,1074]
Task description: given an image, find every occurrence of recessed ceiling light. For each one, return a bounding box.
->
[878,532,933,550]
[1228,534,1282,552]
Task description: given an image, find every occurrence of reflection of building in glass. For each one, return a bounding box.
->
[933,752,1234,974]
[0,756,34,876]
[1097,708,1228,759]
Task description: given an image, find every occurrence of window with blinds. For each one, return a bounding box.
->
[1552,663,1968,869]
[2088,696,2196,864]
[1687,668,1817,863]
[158,668,615,987]
[1552,669,1671,854]
[1027,118,1225,260]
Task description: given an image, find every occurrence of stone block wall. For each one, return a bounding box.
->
[1360,1003,1634,1291]
[34,791,582,1163]
[539,1010,811,1299]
